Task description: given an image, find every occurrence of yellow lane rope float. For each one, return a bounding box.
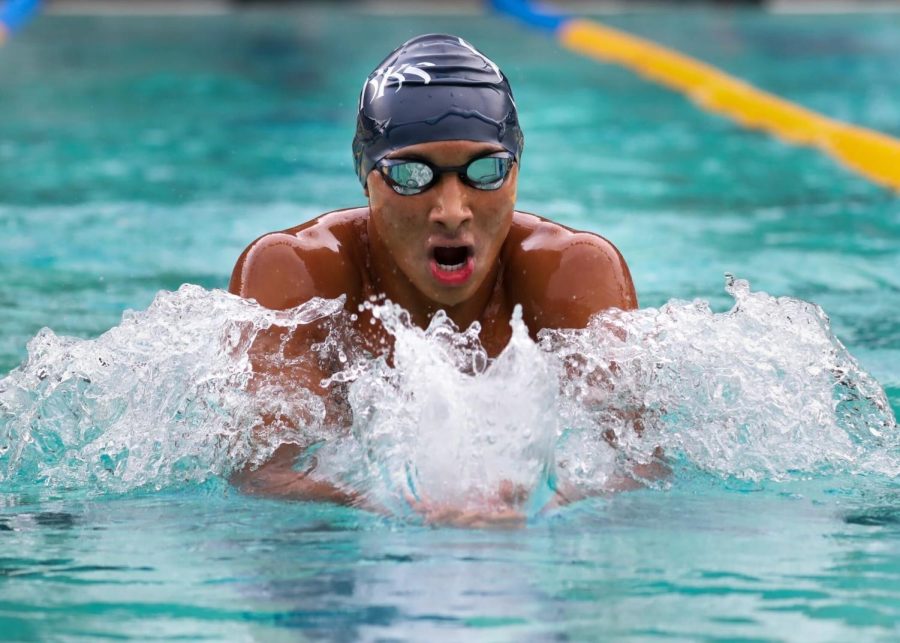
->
[493,1,900,191]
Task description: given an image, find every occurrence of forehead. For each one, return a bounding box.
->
[386,140,505,163]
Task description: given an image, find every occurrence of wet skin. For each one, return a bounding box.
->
[228,140,638,524]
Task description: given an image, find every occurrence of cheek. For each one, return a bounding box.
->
[478,194,515,237]
[480,169,517,231]
[376,197,419,237]
[382,214,419,248]
[368,181,426,250]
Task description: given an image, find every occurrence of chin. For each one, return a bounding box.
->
[426,276,483,309]
[430,289,473,308]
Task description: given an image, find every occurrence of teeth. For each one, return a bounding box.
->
[437,262,466,271]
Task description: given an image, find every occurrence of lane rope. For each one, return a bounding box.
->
[491,0,900,192]
[0,0,43,45]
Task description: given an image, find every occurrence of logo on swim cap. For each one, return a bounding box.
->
[365,62,436,104]
[352,34,524,187]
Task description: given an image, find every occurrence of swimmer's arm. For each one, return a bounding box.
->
[226,326,366,505]
[522,230,669,502]
[227,231,363,506]
[230,444,358,503]
[229,227,360,310]
[523,229,638,330]
[522,228,645,436]
[227,338,367,505]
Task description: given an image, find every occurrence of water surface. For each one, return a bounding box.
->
[1,6,899,641]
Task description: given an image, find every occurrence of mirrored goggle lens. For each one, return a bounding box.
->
[385,162,434,195]
[465,156,511,190]
[380,154,515,195]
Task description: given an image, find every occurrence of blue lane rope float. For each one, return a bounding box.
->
[489,0,900,192]
[0,0,43,44]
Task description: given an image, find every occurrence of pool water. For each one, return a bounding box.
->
[1,6,900,641]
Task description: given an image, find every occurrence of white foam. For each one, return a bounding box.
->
[0,277,895,515]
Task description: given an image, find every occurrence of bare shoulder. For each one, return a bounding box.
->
[504,211,637,330]
[229,207,369,311]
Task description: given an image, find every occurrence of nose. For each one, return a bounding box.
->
[428,173,472,233]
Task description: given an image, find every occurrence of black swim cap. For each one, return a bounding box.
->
[352,33,524,186]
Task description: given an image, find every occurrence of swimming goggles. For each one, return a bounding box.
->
[375,152,515,196]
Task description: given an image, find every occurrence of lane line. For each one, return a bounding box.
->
[493,0,900,191]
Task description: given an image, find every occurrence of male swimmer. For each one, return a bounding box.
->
[228,34,637,526]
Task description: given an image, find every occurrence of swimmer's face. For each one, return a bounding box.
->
[366,139,518,308]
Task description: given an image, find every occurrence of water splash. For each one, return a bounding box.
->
[314,302,560,517]
[0,285,343,496]
[0,278,895,513]
[542,275,898,487]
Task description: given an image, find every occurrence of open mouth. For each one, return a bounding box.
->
[429,246,475,285]
[432,246,471,271]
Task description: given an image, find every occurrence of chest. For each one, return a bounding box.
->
[344,293,518,362]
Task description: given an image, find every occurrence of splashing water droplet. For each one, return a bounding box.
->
[0,278,895,513]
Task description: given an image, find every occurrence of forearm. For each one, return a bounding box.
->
[230,444,362,507]
[231,466,357,505]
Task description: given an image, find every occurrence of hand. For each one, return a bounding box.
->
[405,480,528,529]
[546,447,672,509]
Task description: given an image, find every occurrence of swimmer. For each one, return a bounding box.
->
[228,34,638,525]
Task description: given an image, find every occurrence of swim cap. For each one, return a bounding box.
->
[352,33,524,186]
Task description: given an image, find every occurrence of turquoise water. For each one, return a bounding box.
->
[1,6,899,640]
